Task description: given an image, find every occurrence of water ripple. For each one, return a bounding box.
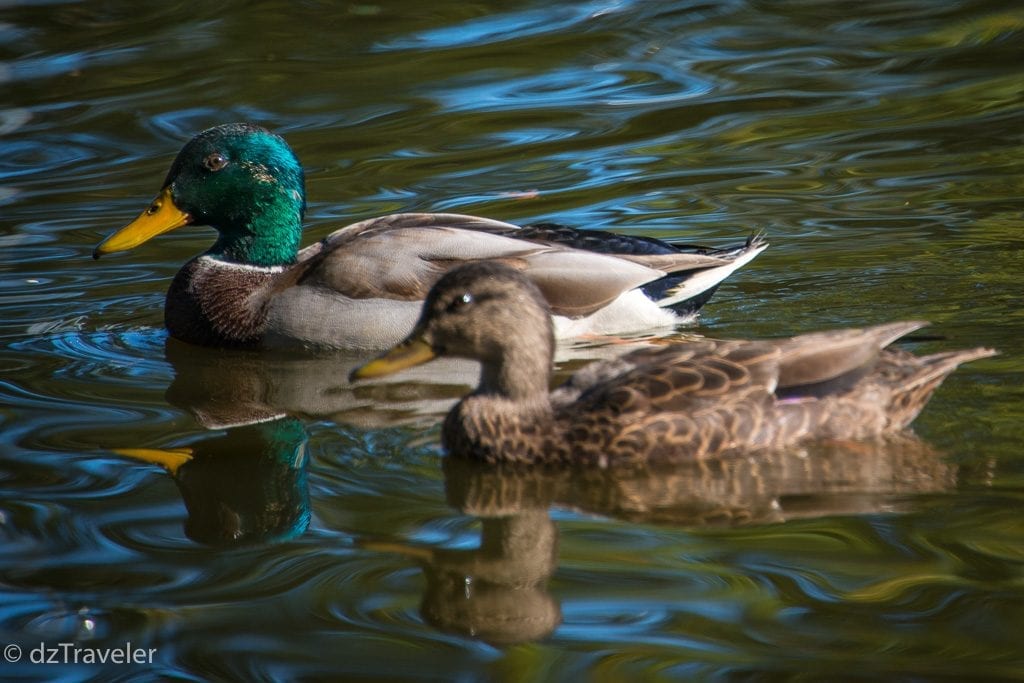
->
[377,0,640,52]
[9,330,169,386]
[430,66,711,113]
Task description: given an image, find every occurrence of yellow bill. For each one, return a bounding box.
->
[93,187,192,258]
[349,338,437,381]
[112,446,194,476]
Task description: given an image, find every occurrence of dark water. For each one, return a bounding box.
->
[3,0,1024,679]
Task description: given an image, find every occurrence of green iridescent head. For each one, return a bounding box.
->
[94,123,307,267]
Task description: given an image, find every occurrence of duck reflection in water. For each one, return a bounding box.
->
[110,334,482,548]
[115,417,310,546]
[362,435,957,646]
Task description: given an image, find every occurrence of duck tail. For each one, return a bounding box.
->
[886,346,998,430]
[651,231,769,313]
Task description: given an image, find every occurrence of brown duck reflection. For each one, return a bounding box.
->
[442,434,955,527]
[362,503,561,646]
[367,509,561,647]
[366,434,954,646]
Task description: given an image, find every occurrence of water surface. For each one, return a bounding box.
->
[2,0,1023,680]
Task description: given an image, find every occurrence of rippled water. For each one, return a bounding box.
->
[3,0,1024,679]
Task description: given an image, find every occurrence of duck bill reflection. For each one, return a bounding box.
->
[350,338,437,380]
[93,187,193,258]
[113,446,194,477]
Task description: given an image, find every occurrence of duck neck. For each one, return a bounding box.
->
[476,340,554,413]
[210,190,303,267]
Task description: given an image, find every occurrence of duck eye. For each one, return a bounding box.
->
[202,152,228,172]
[447,292,473,312]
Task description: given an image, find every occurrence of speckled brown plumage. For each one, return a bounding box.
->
[352,261,996,466]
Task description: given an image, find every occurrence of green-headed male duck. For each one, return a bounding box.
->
[351,261,995,466]
[94,123,766,351]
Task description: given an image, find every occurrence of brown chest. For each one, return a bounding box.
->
[165,257,278,348]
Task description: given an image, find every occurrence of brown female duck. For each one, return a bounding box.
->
[93,123,766,351]
[351,261,995,466]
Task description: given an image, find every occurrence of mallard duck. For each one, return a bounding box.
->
[351,261,996,466]
[93,123,766,351]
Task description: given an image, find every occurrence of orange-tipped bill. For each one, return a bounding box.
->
[350,338,437,381]
[93,187,192,258]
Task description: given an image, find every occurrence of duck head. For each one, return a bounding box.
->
[94,123,306,267]
[352,261,555,400]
